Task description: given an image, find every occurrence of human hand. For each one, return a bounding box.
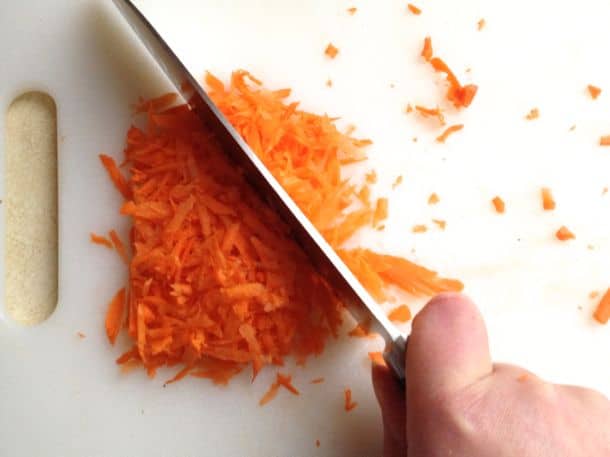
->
[373,293,610,456]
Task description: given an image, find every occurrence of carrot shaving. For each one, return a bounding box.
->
[541,187,556,211]
[405,104,414,114]
[99,71,463,386]
[373,198,389,227]
[368,351,386,366]
[347,7,357,15]
[277,372,299,395]
[344,388,358,411]
[415,105,445,125]
[109,229,129,264]
[590,291,600,299]
[428,192,440,205]
[492,196,505,214]
[436,124,463,143]
[77,332,86,339]
[407,4,421,15]
[412,224,427,233]
[310,377,325,384]
[392,175,403,189]
[525,108,539,120]
[259,379,281,406]
[556,225,575,241]
[432,219,447,230]
[326,79,333,87]
[600,136,610,146]
[388,304,412,323]
[348,320,373,338]
[421,37,433,62]
[593,289,610,324]
[325,43,339,59]
[105,288,125,345]
[587,85,602,100]
[477,19,486,30]
[99,154,131,199]
[90,232,113,249]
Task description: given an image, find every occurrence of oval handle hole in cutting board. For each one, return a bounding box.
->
[5,92,58,325]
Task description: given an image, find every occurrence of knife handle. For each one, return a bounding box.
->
[384,335,408,385]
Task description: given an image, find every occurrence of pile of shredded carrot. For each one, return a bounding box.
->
[98,70,462,388]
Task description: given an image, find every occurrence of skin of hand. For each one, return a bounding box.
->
[372,293,610,457]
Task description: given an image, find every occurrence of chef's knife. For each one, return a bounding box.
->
[112,0,407,382]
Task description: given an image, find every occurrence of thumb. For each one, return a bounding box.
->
[407,292,492,401]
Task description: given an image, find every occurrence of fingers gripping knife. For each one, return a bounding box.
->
[112,0,408,383]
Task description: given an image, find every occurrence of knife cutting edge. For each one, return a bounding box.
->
[112,0,407,382]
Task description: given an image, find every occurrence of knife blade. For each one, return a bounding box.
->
[112,0,407,382]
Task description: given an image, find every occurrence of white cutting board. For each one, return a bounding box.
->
[1,1,610,456]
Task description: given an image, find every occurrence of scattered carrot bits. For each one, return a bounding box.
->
[600,136,610,146]
[344,388,358,411]
[368,351,385,365]
[277,372,300,395]
[593,289,610,324]
[325,43,339,59]
[407,4,421,15]
[326,79,333,87]
[428,192,440,205]
[366,170,378,184]
[77,332,86,339]
[590,291,600,299]
[421,37,433,62]
[415,105,445,125]
[436,124,464,143]
[405,104,414,114]
[348,320,373,338]
[105,288,125,345]
[108,229,128,264]
[556,225,575,241]
[99,154,130,199]
[492,196,505,214]
[310,377,325,384]
[373,198,389,227]
[525,108,539,120]
[347,7,357,15]
[90,232,113,249]
[412,224,428,233]
[388,304,412,323]
[392,175,403,189]
[477,19,486,30]
[259,379,281,406]
[541,187,556,211]
[432,219,446,230]
[587,85,602,100]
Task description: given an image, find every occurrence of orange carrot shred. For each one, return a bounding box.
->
[421,37,433,62]
[525,108,539,120]
[77,332,86,339]
[347,7,357,15]
[105,288,126,345]
[310,377,325,384]
[259,379,281,406]
[477,19,486,30]
[541,187,556,211]
[407,3,421,15]
[590,291,600,299]
[325,43,339,59]
[432,219,447,230]
[99,154,131,199]
[406,104,414,114]
[344,388,358,411]
[109,229,129,264]
[587,85,602,100]
[436,124,463,143]
[277,372,300,395]
[556,225,575,241]
[368,351,386,366]
[90,232,113,249]
[388,304,412,323]
[373,198,389,227]
[412,224,428,233]
[392,175,403,189]
[326,79,333,87]
[593,289,610,324]
[428,193,440,205]
[600,136,610,146]
[492,196,505,214]
[415,105,445,125]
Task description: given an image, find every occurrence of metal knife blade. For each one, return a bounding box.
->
[112,0,406,381]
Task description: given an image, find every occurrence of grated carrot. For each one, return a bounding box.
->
[541,187,556,211]
[556,225,575,241]
[477,19,486,30]
[428,192,440,205]
[326,79,333,87]
[587,85,602,100]
[368,351,385,365]
[421,37,433,62]
[436,124,463,143]
[432,219,446,230]
[407,4,421,15]
[373,198,389,227]
[344,388,358,411]
[325,43,339,59]
[593,289,610,324]
[99,154,131,199]
[105,288,125,345]
[415,105,445,125]
[108,229,129,264]
[600,136,610,146]
[90,232,113,249]
[392,175,403,189]
[388,304,412,323]
[277,372,300,395]
[492,196,505,214]
[412,224,428,233]
[525,108,539,120]
[310,377,325,384]
[347,7,357,15]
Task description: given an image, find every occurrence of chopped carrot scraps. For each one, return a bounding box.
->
[366,170,377,184]
[77,332,86,339]
[405,104,414,114]
[436,124,464,143]
[541,187,556,211]
[388,304,412,323]
[105,288,125,345]
[259,379,281,406]
[373,198,389,227]
[587,85,602,100]
[325,43,339,59]
[277,372,300,395]
[368,351,385,365]
[415,105,445,125]
[556,225,575,241]
[421,37,433,61]
[348,320,373,338]
[259,372,298,406]
[492,196,505,214]
[310,377,325,384]
[99,154,131,199]
[593,289,610,324]
[344,388,358,411]
[590,291,600,299]
[432,219,446,230]
[600,136,610,146]
[477,19,486,30]
[428,192,440,205]
[525,108,539,120]
[108,230,128,264]
[412,224,428,233]
[316,439,321,448]
[407,4,421,15]
[392,175,403,189]
[347,7,357,15]
[90,232,113,249]
[326,79,333,87]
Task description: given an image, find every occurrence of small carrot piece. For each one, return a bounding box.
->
[541,187,556,211]
[325,43,339,59]
[492,196,505,214]
[428,193,440,205]
[600,136,610,146]
[344,388,358,411]
[277,372,300,395]
[77,332,86,339]
[373,198,389,227]
[99,154,131,199]
[556,225,575,241]
[310,377,325,384]
[415,105,445,125]
[392,175,403,189]
[477,19,486,30]
[587,85,602,100]
[326,79,333,87]
[109,230,129,264]
[259,379,281,406]
[593,289,610,324]
[90,232,113,249]
[105,288,126,345]
[412,224,428,233]
[407,3,421,15]
[388,304,412,323]
[421,37,433,62]
[347,7,357,15]
[525,108,539,120]
[436,124,464,143]
[368,351,385,366]
[432,219,447,230]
